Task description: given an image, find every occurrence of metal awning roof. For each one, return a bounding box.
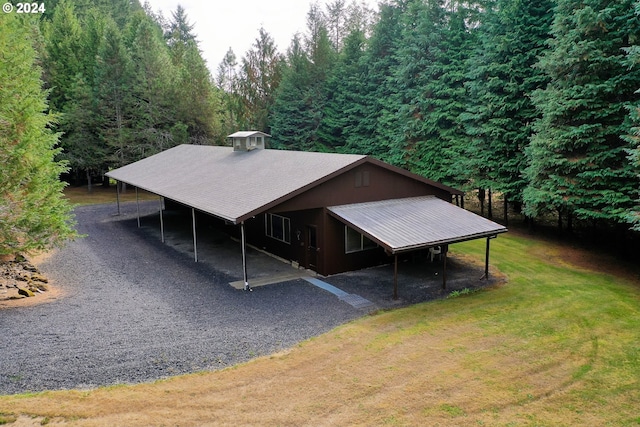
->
[328,196,507,254]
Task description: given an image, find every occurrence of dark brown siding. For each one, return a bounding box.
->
[254,163,455,275]
[270,163,452,214]
[323,212,390,275]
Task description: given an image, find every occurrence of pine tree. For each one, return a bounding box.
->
[384,0,476,185]
[317,28,367,150]
[269,35,317,150]
[0,14,77,255]
[165,6,221,143]
[125,11,179,157]
[216,48,243,136]
[238,28,284,132]
[93,17,136,168]
[341,0,407,160]
[523,0,640,227]
[623,6,640,230]
[461,0,553,218]
[41,0,84,112]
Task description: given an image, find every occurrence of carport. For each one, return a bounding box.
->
[328,196,508,299]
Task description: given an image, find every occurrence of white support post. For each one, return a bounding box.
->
[192,208,198,263]
[241,222,250,291]
[116,181,121,216]
[136,187,140,228]
[159,196,165,243]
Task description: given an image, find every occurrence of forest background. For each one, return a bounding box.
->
[2,0,640,253]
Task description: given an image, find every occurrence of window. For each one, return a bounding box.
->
[354,170,370,188]
[345,226,377,253]
[265,214,291,244]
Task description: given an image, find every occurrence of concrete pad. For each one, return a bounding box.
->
[230,270,310,289]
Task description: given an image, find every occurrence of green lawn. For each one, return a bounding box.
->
[1,232,639,426]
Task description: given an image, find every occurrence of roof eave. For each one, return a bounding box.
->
[389,228,508,254]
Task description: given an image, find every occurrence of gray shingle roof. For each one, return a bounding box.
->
[328,196,507,253]
[106,145,367,223]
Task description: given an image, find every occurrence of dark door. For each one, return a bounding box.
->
[305,225,317,270]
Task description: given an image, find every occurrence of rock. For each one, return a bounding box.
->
[30,273,48,283]
[23,263,38,272]
[18,287,34,297]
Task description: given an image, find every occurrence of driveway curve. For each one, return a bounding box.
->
[0,202,362,394]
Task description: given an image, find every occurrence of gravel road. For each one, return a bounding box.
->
[0,202,363,394]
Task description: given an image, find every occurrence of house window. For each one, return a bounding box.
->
[345,226,377,253]
[265,214,291,244]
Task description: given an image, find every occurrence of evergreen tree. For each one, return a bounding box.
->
[164,6,221,143]
[238,28,284,132]
[523,0,640,227]
[270,35,317,150]
[461,0,553,217]
[341,0,407,160]
[623,4,640,230]
[41,0,85,112]
[384,0,477,185]
[317,28,367,150]
[125,11,180,157]
[93,17,136,168]
[270,3,337,150]
[0,14,76,255]
[216,48,243,136]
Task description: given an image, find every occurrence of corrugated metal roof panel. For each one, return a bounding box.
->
[328,196,507,253]
[106,145,366,223]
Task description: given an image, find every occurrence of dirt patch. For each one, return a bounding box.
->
[0,252,62,309]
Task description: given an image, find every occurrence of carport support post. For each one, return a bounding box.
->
[393,254,399,300]
[135,187,140,228]
[116,181,121,215]
[159,196,165,243]
[192,208,198,262]
[484,236,493,280]
[241,221,250,291]
[442,245,448,290]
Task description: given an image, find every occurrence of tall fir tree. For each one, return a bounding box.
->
[270,4,336,150]
[384,0,476,185]
[341,0,407,160]
[461,0,553,218]
[93,17,136,168]
[0,14,76,255]
[238,28,284,132]
[317,28,367,150]
[523,0,640,228]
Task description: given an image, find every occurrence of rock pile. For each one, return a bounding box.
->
[0,255,49,300]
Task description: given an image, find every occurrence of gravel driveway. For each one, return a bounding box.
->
[0,202,364,394]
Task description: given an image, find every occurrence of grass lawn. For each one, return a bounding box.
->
[63,185,157,206]
[1,231,639,426]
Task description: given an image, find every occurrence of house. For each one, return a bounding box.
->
[106,132,506,295]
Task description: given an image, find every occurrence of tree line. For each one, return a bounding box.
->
[2,0,640,255]
[40,0,222,187]
[221,0,640,235]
